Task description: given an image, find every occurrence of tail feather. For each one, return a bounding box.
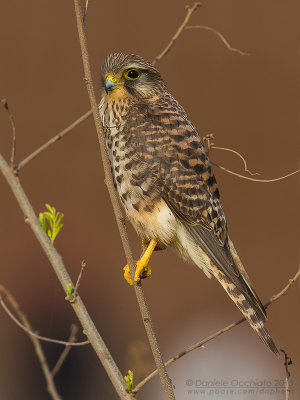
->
[181,224,278,354]
[210,265,278,355]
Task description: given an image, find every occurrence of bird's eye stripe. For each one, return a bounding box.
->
[124,69,140,80]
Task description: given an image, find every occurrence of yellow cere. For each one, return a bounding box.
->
[106,74,119,83]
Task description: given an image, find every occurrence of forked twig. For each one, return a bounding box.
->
[203,133,299,181]
[52,324,79,377]
[0,285,62,400]
[0,153,132,400]
[0,293,89,346]
[152,2,201,65]
[133,267,300,393]
[186,25,250,56]
[69,260,86,303]
[211,145,260,176]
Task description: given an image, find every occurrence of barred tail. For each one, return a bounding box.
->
[210,266,279,355]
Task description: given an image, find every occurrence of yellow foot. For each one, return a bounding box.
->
[123,264,133,285]
[123,239,157,285]
[123,261,151,285]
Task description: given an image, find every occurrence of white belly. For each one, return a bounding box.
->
[127,198,176,245]
[127,198,213,278]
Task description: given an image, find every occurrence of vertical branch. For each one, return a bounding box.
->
[73,1,175,398]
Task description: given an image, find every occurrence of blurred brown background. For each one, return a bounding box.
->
[0,1,299,399]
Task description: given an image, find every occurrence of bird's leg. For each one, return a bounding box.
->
[138,240,153,280]
[123,239,157,285]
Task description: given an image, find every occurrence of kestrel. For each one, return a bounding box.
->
[99,53,278,354]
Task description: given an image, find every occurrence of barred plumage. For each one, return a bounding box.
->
[99,53,278,354]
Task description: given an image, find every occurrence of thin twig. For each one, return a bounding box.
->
[69,260,86,303]
[264,268,300,306]
[0,285,62,400]
[211,161,300,182]
[211,145,260,176]
[0,153,132,400]
[186,25,250,56]
[73,1,174,398]
[1,99,17,168]
[17,109,92,171]
[203,133,260,176]
[52,324,79,377]
[152,2,201,65]
[134,267,300,393]
[0,293,89,346]
[280,349,292,400]
[204,134,299,181]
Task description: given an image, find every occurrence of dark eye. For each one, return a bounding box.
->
[124,69,140,80]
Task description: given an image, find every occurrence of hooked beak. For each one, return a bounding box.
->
[105,74,120,93]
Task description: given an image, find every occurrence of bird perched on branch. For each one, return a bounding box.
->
[99,53,278,354]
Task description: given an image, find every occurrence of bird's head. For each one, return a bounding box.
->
[101,53,166,99]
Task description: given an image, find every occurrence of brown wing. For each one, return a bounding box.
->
[151,93,228,244]
[127,93,268,323]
